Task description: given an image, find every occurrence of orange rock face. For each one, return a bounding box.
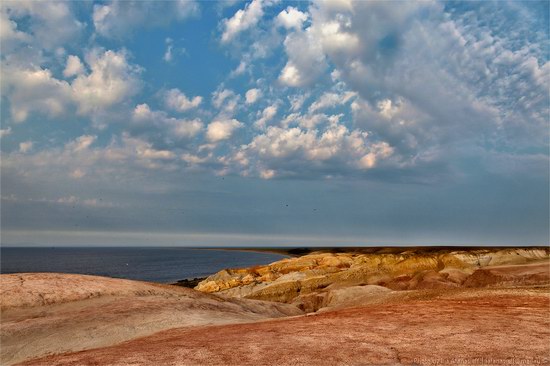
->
[195,248,550,311]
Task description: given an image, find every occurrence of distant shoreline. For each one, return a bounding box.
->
[1,247,291,285]
[187,245,550,257]
[173,245,550,287]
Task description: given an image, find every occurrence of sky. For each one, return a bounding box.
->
[0,0,548,247]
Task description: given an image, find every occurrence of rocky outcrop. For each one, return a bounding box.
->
[196,247,550,311]
[463,262,550,288]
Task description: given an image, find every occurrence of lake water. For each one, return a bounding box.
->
[0,247,288,283]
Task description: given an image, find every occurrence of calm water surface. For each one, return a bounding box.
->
[0,247,288,283]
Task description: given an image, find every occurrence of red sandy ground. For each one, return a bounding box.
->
[20,290,550,366]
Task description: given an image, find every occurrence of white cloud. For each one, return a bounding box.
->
[163,38,173,62]
[279,63,302,87]
[63,55,84,78]
[1,1,84,50]
[163,46,173,62]
[279,28,327,87]
[0,127,12,138]
[357,142,394,169]
[308,91,356,113]
[1,48,142,124]
[276,7,308,30]
[211,88,240,115]
[132,103,203,139]
[231,124,394,178]
[164,88,202,112]
[230,60,247,77]
[93,1,199,38]
[1,0,546,187]
[137,147,175,160]
[297,113,328,130]
[254,104,278,129]
[281,112,338,130]
[19,141,33,153]
[0,8,31,50]
[206,119,243,142]
[221,0,264,43]
[351,96,434,158]
[280,0,550,170]
[1,65,73,123]
[171,118,204,139]
[181,152,211,165]
[288,93,309,112]
[66,135,97,152]
[1,135,194,214]
[72,49,142,115]
[245,88,262,104]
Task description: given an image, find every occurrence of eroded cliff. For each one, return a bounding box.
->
[196,247,550,311]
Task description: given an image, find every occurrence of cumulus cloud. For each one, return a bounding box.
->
[1,65,73,122]
[279,27,327,87]
[206,119,243,142]
[0,127,12,138]
[1,1,84,50]
[66,135,97,152]
[229,124,395,179]
[276,7,308,30]
[281,112,330,130]
[2,48,142,123]
[19,141,33,153]
[211,88,240,115]
[288,93,310,112]
[357,142,394,169]
[308,91,356,113]
[3,133,181,187]
[63,55,84,77]
[276,0,550,171]
[1,1,547,245]
[163,38,174,62]
[245,88,262,104]
[132,103,203,139]
[1,0,547,188]
[164,88,202,112]
[0,8,31,51]
[93,0,199,38]
[221,0,264,43]
[72,49,142,115]
[230,60,247,77]
[254,104,278,129]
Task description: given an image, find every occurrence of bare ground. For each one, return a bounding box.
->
[16,287,550,366]
[0,273,301,365]
[3,257,550,366]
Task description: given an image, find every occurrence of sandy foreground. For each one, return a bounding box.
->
[1,249,549,365]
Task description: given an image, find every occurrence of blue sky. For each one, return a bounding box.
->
[1,0,548,246]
